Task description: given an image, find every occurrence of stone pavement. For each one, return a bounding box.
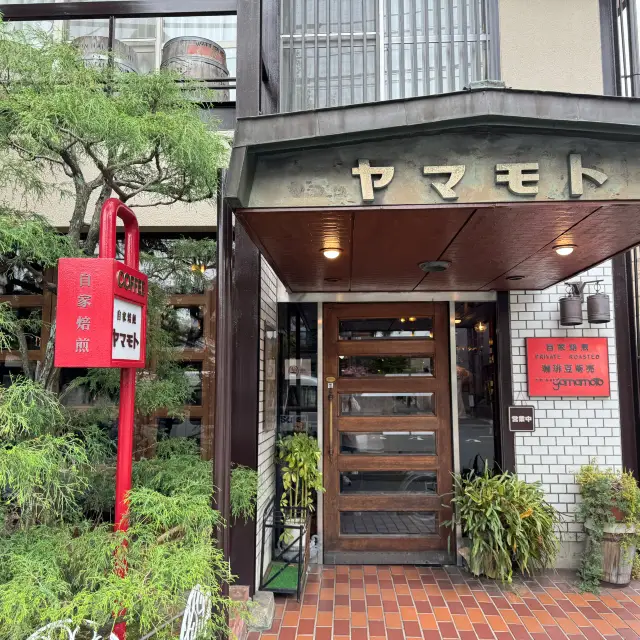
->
[248,565,640,640]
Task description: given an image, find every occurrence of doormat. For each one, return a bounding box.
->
[264,562,299,590]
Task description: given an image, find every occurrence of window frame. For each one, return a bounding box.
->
[0,0,238,107]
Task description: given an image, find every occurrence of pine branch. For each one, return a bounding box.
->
[13,323,33,379]
[83,181,112,256]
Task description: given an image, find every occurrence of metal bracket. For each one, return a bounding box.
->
[564,279,602,301]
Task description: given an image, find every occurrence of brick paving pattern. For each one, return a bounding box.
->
[249,565,640,640]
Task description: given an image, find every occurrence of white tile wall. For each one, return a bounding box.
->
[255,256,280,589]
[509,261,623,568]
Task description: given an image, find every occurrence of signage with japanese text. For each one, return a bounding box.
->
[54,258,147,369]
[508,406,536,432]
[526,337,610,397]
[248,132,640,208]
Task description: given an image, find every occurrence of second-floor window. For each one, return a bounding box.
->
[280,0,499,112]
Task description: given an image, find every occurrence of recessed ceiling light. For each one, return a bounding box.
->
[408,316,417,322]
[322,248,342,259]
[506,275,525,281]
[419,260,451,273]
[455,318,462,324]
[400,317,406,323]
[554,244,576,256]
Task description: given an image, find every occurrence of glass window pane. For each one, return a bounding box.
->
[339,317,433,340]
[340,470,437,494]
[339,355,433,377]
[278,303,318,439]
[163,306,205,349]
[455,301,497,474]
[67,20,110,42]
[175,361,203,405]
[340,431,436,454]
[157,416,202,445]
[0,267,44,294]
[340,511,438,535]
[163,16,237,100]
[340,393,434,416]
[0,360,28,387]
[115,18,158,74]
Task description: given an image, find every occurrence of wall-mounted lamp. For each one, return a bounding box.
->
[559,280,610,326]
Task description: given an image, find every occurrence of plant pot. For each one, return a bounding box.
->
[279,517,307,562]
[586,520,637,585]
[611,507,626,522]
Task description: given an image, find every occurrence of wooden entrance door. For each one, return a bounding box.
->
[323,303,453,565]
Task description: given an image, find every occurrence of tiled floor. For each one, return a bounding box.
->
[249,565,640,640]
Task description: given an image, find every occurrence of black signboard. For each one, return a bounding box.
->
[508,406,535,432]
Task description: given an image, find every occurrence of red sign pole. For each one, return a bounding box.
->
[99,199,140,640]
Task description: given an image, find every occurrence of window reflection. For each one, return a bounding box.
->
[278,303,318,438]
[339,317,433,340]
[340,511,438,536]
[340,470,437,494]
[3,16,237,101]
[162,306,205,350]
[340,431,436,455]
[455,302,497,475]
[157,416,202,446]
[339,355,433,377]
[340,392,434,416]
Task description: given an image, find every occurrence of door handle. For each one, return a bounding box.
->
[326,376,336,461]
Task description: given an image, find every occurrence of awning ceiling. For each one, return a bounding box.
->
[237,201,640,292]
[228,88,640,293]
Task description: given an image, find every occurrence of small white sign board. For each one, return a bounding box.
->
[112,298,143,361]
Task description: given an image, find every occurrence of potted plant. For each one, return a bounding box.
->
[276,433,324,558]
[446,469,559,582]
[577,463,640,591]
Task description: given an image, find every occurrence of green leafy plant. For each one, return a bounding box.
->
[0,377,238,639]
[230,464,259,522]
[576,462,640,592]
[277,433,324,514]
[446,469,560,582]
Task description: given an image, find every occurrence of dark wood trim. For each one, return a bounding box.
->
[323,302,453,557]
[495,291,515,473]
[600,0,619,96]
[0,0,236,20]
[613,252,640,478]
[236,0,262,117]
[214,169,232,604]
[229,220,261,594]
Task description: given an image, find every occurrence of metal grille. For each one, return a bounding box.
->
[280,0,498,111]
[615,0,640,96]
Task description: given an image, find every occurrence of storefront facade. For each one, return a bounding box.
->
[224,87,639,581]
[6,0,640,595]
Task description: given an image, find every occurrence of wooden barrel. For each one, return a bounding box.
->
[161,37,230,101]
[601,533,635,585]
[73,36,139,74]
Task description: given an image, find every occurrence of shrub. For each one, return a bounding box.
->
[447,469,559,582]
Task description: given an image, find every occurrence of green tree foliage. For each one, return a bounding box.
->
[0,378,258,638]
[0,21,254,640]
[0,21,228,389]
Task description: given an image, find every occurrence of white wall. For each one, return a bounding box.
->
[255,256,280,589]
[509,261,622,568]
[498,0,604,95]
